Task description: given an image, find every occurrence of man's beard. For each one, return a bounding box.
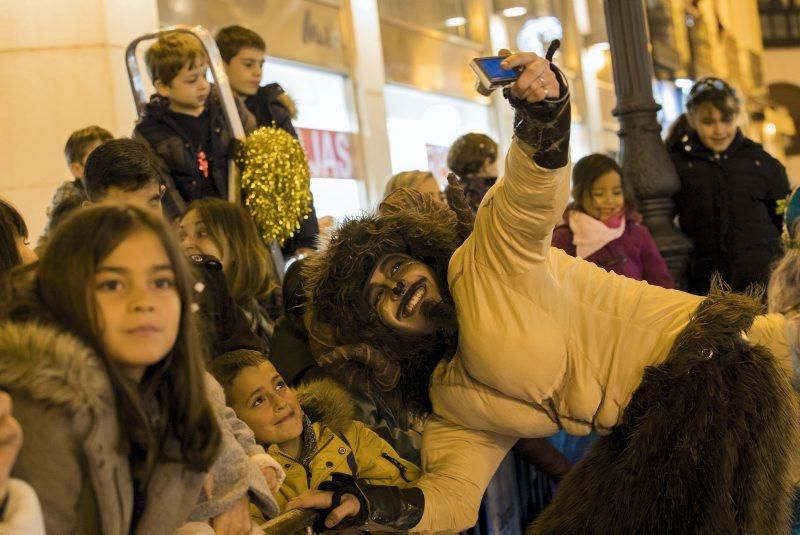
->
[419,298,458,337]
[374,295,458,417]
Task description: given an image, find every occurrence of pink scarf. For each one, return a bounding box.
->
[568,210,626,259]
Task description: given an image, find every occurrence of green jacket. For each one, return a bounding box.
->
[257,379,420,516]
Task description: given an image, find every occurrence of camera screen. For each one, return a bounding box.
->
[476,57,519,81]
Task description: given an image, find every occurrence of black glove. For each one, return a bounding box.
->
[503,40,571,169]
[314,473,425,531]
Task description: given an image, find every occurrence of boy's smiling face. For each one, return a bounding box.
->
[156,59,211,117]
[229,360,304,448]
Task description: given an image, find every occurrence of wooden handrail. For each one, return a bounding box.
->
[261,508,318,535]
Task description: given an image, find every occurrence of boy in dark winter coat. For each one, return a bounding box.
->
[215,25,320,258]
[133,32,256,219]
[669,77,790,295]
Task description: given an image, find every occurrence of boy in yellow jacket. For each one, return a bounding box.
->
[210,349,420,519]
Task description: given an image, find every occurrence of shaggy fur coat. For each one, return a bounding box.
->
[530,291,799,534]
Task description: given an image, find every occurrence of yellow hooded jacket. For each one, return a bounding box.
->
[253,379,420,519]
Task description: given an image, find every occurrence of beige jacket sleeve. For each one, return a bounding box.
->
[412,416,516,533]
[471,138,571,273]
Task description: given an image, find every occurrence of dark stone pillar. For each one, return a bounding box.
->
[603,0,691,289]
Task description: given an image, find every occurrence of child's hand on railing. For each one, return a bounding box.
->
[286,489,361,530]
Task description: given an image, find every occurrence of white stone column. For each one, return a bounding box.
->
[339,0,393,209]
[0,0,159,240]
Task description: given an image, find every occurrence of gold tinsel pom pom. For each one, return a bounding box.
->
[237,126,312,244]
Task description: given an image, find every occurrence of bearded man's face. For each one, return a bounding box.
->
[363,253,443,336]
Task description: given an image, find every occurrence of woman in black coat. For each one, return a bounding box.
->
[669,77,790,295]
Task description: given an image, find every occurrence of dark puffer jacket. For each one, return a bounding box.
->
[244,83,298,139]
[670,130,789,295]
[133,91,255,219]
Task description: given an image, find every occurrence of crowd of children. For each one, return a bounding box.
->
[0,24,796,535]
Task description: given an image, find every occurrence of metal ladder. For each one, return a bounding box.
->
[125,24,286,278]
[125,24,243,204]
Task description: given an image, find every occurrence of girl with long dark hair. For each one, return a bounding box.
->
[0,204,222,533]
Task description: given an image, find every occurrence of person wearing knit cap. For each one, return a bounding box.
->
[291,46,798,533]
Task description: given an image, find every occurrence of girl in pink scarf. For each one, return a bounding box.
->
[552,154,674,288]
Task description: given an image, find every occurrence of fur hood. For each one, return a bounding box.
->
[0,321,111,413]
[302,187,469,418]
[296,378,356,435]
[302,193,462,347]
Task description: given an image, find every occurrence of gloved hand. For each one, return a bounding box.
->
[288,473,425,532]
[501,41,571,169]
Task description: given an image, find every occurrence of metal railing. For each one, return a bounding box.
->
[261,509,318,535]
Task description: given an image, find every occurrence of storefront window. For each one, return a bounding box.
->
[384,84,495,184]
[378,0,472,40]
[263,59,365,220]
[264,60,350,131]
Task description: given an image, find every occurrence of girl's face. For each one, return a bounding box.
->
[94,230,181,382]
[178,209,227,269]
[582,170,625,222]
[688,100,738,154]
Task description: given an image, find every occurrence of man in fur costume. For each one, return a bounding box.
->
[294,47,800,533]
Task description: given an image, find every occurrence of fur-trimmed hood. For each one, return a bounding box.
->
[0,321,211,534]
[0,320,111,413]
[302,188,467,418]
[302,192,462,347]
[267,378,423,514]
[296,378,356,435]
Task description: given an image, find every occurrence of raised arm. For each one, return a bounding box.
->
[471,50,572,272]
